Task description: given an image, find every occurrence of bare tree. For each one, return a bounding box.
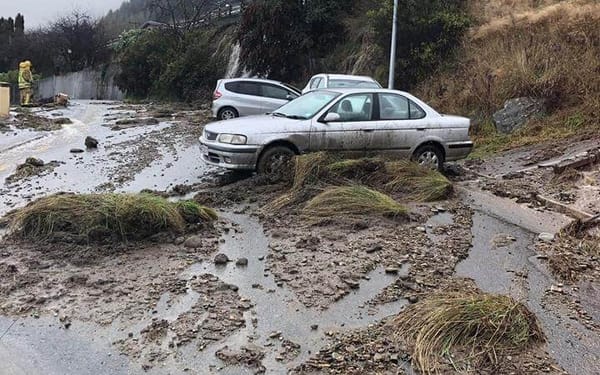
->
[149,0,215,37]
[50,10,109,72]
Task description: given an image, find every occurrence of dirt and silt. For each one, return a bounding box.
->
[0,101,598,374]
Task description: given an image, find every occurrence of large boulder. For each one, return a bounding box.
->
[493,97,546,134]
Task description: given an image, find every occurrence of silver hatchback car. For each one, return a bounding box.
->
[200,88,473,172]
[212,78,301,120]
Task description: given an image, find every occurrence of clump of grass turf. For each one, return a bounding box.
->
[391,290,544,374]
[302,185,407,218]
[9,193,216,242]
[176,200,217,223]
[385,160,453,201]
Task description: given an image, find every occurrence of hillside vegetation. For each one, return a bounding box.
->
[417,0,599,155]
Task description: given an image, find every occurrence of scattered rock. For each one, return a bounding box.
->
[311,324,318,330]
[408,295,419,304]
[493,97,546,134]
[236,258,248,266]
[385,267,399,275]
[85,136,99,148]
[70,148,84,154]
[538,233,555,242]
[183,235,203,248]
[214,253,230,265]
[366,244,382,253]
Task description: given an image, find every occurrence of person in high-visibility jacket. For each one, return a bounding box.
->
[18,61,34,106]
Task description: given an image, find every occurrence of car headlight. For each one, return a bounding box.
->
[218,134,247,145]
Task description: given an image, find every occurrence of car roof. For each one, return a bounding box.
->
[312,74,377,82]
[317,88,410,95]
[221,78,284,85]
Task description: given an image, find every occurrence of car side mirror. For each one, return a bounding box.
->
[323,112,341,122]
[285,94,296,101]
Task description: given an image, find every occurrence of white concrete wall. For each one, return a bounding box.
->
[37,65,124,101]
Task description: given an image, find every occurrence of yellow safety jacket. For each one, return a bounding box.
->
[18,65,33,89]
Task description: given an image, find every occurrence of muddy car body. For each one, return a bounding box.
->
[200,88,473,172]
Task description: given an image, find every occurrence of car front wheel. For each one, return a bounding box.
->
[413,144,444,171]
[218,107,238,120]
[257,146,295,182]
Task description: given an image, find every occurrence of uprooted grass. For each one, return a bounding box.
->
[302,185,407,219]
[264,153,452,212]
[8,193,217,242]
[391,290,545,374]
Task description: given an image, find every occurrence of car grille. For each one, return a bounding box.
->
[205,130,217,141]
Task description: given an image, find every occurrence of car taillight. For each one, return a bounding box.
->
[213,90,222,100]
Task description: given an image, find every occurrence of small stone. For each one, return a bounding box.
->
[236,258,248,266]
[85,136,99,148]
[173,236,185,245]
[310,324,318,330]
[269,331,281,339]
[344,279,360,289]
[538,233,555,242]
[408,295,419,304]
[214,253,229,265]
[183,235,203,248]
[366,244,382,253]
[70,148,84,153]
[385,267,399,274]
[416,226,426,233]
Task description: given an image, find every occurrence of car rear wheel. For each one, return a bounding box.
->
[413,144,444,171]
[218,107,238,121]
[257,146,295,182]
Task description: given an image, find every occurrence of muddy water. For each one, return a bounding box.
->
[457,212,600,375]
[0,101,211,217]
[181,211,409,374]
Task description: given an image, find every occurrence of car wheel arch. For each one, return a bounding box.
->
[412,141,446,161]
[256,140,300,168]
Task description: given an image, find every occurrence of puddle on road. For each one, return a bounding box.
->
[173,211,408,374]
[457,211,600,375]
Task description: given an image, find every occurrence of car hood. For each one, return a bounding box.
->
[204,114,307,135]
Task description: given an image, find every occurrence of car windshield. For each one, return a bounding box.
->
[329,79,381,89]
[272,91,340,119]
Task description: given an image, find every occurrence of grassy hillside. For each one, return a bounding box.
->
[415,0,599,156]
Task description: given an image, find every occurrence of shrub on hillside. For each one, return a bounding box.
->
[114,27,229,101]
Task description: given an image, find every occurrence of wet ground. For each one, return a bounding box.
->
[1,102,599,374]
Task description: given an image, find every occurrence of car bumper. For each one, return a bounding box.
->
[211,102,219,118]
[199,137,260,170]
[446,141,474,161]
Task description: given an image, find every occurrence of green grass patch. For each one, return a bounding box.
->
[385,161,453,202]
[8,193,216,242]
[392,290,544,374]
[302,185,407,218]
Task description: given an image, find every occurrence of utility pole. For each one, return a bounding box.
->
[388,0,399,89]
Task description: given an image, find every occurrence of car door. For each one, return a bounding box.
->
[228,81,264,116]
[363,93,429,158]
[260,83,297,113]
[309,93,374,156]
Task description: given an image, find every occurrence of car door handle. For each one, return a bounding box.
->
[417,127,426,131]
[362,129,375,133]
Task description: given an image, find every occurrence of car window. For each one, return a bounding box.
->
[328,94,373,122]
[274,91,340,119]
[310,77,322,89]
[379,94,426,120]
[409,100,426,119]
[229,81,260,96]
[328,79,380,89]
[261,84,290,100]
[317,78,327,88]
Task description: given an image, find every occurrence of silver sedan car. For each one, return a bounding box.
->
[200,88,473,173]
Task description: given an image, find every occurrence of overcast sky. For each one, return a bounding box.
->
[0,0,125,29]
